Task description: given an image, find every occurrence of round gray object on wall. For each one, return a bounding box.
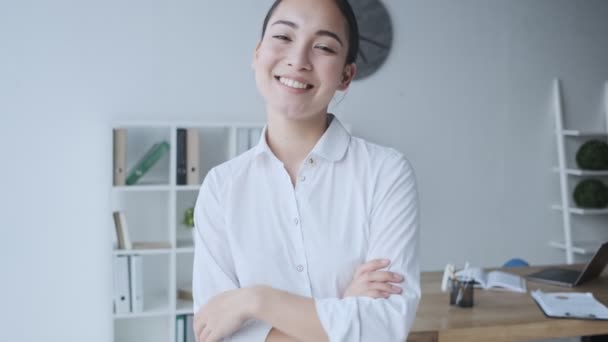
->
[350,0,394,80]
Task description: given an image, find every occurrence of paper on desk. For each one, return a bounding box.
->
[531,290,608,320]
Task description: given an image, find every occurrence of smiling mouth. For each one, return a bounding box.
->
[275,76,314,90]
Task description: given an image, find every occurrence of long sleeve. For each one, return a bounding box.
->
[192,167,273,341]
[313,153,421,341]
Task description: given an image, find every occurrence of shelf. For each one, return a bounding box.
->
[176,185,201,192]
[175,247,194,254]
[113,185,172,192]
[552,167,608,176]
[176,299,194,315]
[549,240,603,255]
[113,248,172,256]
[552,204,608,215]
[114,295,170,319]
[561,130,607,137]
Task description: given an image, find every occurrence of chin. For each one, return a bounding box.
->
[272,103,326,122]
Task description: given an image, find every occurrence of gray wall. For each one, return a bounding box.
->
[2,1,608,341]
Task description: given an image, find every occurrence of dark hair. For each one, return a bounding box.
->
[260,0,360,65]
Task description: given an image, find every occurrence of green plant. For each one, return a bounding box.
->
[573,179,608,209]
[182,207,194,228]
[576,140,608,170]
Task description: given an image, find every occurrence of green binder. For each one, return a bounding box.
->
[126,141,170,185]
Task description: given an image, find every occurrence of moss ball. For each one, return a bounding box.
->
[573,179,608,209]
[576,140,608,170]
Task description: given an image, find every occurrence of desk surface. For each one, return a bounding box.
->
[408,265,608,342]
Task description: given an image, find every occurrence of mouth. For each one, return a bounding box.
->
[274,76,314,90]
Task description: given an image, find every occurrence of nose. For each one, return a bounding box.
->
[286,43,312,71]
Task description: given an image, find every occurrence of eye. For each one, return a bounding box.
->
[315,45,336,54]
[272,35,291,42]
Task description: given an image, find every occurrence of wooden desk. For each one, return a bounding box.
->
[408,265,608,342]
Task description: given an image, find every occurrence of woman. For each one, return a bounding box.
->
[192,0,420,341]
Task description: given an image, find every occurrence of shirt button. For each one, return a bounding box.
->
[294,218,299,225]
[296,265,304,272]
[299,175,306,182]
[309,158,315,166]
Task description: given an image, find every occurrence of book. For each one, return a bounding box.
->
[186,129,200,185]
[531,289,608,320]
[177,129,187,185]
[456,267,527,293]
[236,128,250,155]
[125,141,170,185]
[129,255,144,313]
[113,128,127,186]
[186,315,195,342]
[176,315,185,342]
[113,211,132,249]
[248,128,262,149]
[178,287,193,302]
[113,256,131,314]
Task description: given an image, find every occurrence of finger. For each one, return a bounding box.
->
[365,289,390,299]
[194,312,206,339]
[194,319,206,341]
[355,259,390,278]
[201,326,212,342]
[365,289,383,298]
[369,282,403,294]
[367,271,404,283]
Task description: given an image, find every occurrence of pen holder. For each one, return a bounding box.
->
[449,279,474,308]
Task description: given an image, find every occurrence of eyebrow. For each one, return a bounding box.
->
[271,20,344,47]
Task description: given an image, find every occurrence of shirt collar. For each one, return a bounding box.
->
[253,113,351,162]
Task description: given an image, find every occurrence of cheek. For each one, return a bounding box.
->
[316,61,343,87]
[256,44,285,69]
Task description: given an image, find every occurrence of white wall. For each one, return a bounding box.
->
[1,1,608,341]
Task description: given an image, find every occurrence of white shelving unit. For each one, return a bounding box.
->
[550,79,608,263]
[111,122,263,342]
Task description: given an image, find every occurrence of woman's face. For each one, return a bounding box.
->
[253,0,356,121]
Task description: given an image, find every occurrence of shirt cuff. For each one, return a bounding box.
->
[226,319,272,342]
[314,297,359,341]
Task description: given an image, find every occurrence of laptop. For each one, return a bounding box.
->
[526,241,608,287]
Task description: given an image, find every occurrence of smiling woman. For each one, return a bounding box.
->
[191,0,421,341]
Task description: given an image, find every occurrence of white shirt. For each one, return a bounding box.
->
[193,115,421,341]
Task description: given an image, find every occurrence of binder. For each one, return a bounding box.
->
[129,255,144,313]
[236,128,250,155]
[186,129,200,185]
[113,129,127,186]
[177,129,187,185]
[112,211,132,249]
[176,315,186,342]
[186,315,195,342]
[531,289,608,320]
[113,256,131,314]
[125,141,170,185]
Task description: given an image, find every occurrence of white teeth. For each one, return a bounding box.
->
[279,77,309,89]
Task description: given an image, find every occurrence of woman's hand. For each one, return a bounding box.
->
[194,288,255,342]
[343,259,405,299]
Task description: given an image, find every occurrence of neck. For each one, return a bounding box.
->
[265,109,329,166]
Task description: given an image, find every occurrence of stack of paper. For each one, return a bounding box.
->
[531,290,608,320]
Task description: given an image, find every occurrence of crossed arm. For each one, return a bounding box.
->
[194,261,410,342]
[193,155,420,342]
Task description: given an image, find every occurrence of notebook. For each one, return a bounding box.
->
[455,267,527,293]
[531,290,608,320]
[526,241,608,287]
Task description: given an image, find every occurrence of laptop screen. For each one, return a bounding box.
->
[575,242,608,285]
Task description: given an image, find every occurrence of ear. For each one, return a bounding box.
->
[338,63,357,91]
[251,41,262,69]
